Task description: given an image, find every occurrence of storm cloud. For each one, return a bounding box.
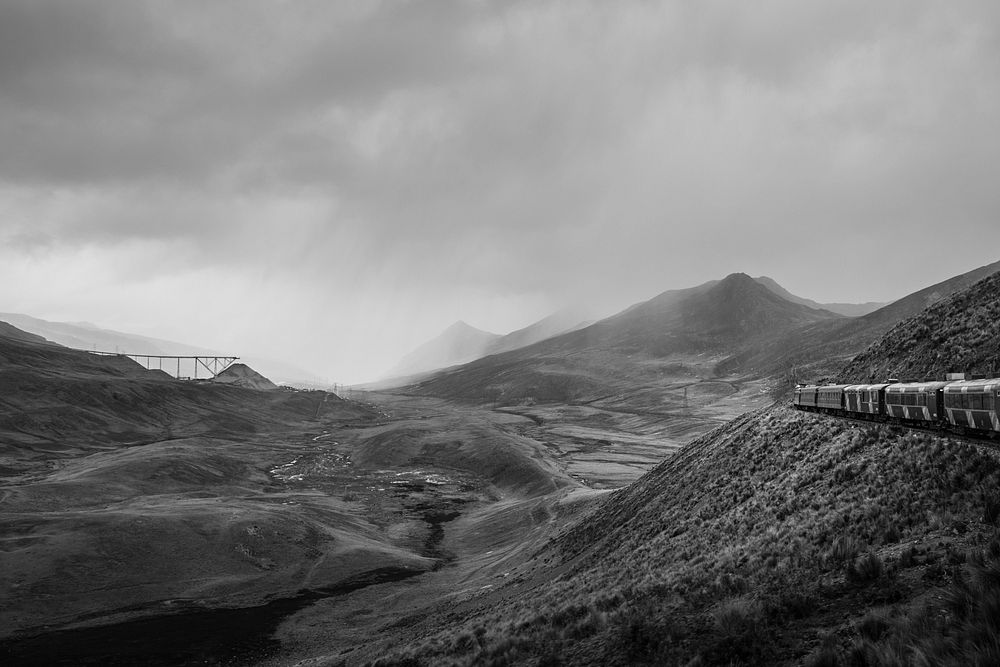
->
[2,0,999,382]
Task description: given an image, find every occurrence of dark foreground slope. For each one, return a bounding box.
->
[836,269,1000,382]
[354,406,1000,666]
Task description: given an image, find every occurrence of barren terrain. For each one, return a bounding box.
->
[0,335,762,665]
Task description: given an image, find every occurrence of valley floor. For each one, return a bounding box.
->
[1,374,771,665]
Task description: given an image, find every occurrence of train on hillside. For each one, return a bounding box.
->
[793,377,1000,437]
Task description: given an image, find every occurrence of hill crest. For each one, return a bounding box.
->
[211,363,278,390]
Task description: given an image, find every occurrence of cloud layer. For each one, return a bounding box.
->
[2,1,999,382]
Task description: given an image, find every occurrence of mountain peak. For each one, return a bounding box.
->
[681,271,840,338]
[445,320,491,335]
[387,320,501,378]
[710,272,775,299]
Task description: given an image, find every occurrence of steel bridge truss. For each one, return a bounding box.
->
[86,351,239,379]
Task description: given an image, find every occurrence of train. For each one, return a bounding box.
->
[793,376,1000,438]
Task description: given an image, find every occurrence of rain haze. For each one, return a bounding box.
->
[2,0,999,384]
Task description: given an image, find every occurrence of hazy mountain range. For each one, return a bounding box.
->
[385,307,593,380]
[0,273,893,389]
[386,277,879,382]
[392,262,1000,406]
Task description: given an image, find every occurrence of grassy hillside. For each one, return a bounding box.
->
[836,270,1000,382]
[341,406,1000,666]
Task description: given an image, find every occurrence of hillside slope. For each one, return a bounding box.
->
[342,268,1000,665]
[836,270,1000,382]
[0,321,55,346]
[353,405,1000,666]
[855,258,1000,333]
[212,362,278,390]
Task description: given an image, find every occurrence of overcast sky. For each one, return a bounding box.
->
[2,0,999,383]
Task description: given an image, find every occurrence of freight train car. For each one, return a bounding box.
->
[883,381,948,424]
[943,379,1000,433]
[816,385,849,413]
[843,383,889,418]
[794,377,1000,438]
[794,385,818,410]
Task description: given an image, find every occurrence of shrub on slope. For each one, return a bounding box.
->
[837,271,1000,382]
[363,407,1000,666]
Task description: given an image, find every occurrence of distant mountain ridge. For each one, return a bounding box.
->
[405,273,843,404]
[386,309,594,380]
[536,272,841,357]
[385,275,885,383]
[753,276,886,316]
[484,308,592,356]
[390,265,1000,405]
[387,320,502,378]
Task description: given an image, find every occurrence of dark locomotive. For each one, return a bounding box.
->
[794,376,1000,437]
